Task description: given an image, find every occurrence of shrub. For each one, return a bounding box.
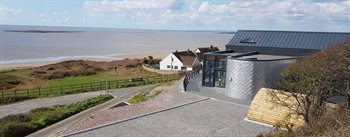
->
[30,71,47,78]
[1,114,31,123]
[0,96,34,105]
[0,95,113,137]
[46,67,55,71]
[0,74,22,90]
[273,40,350,125]
[0,123,37,137]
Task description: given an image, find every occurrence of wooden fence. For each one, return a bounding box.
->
[1,74,181,98]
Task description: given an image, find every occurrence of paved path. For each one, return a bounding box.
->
[0,85,152,118]
[61,80,272,137]
[65,98,271,137]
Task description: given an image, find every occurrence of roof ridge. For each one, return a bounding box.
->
[237,30,350,34]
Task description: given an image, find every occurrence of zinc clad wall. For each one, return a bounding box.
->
[225,58,296,100]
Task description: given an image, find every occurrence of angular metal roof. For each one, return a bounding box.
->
[226,30,350,56]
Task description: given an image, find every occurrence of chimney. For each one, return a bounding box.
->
[175,50,178,53]
[187,49,191,53]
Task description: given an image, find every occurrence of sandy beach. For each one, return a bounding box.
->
[0,51,170,71]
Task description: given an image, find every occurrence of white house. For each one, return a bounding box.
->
[159,50,201,71]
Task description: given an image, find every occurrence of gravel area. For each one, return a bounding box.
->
[59,81,206,135]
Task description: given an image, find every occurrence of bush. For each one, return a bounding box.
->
[0,96,34,105]
[0,95,113,137]
[46,67,55,71]
[30,71,47,78]
[0,74,22,90]
[0,123,37,137]
[274,40,350,124]
[126,63,141,68]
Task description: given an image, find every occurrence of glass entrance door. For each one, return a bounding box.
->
[214,71,226,88]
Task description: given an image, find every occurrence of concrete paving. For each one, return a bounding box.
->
[0,85,152,118]
[65,98,271,137]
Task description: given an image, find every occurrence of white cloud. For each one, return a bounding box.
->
[0,5,22,16]
[83,0,178,12]
[82,0,350,30]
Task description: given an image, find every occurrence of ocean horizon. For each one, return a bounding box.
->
[0,25,233,65]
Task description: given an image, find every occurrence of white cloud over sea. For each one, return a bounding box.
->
[0,5,22,16]
[0,0,348,31]
[82,0,350,31]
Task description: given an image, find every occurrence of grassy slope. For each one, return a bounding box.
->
[45,71,126,87]
[0,95,113,137]
[1,59,163,90]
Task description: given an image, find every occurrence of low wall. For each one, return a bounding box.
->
[142,64,180,75]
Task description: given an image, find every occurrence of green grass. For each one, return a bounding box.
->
[45,71,126,87]
[0,95,113,137]
[127,90,162,104]
[2,69,31,78]
[0,96,36,105]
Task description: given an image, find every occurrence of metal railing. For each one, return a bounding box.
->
[183,68,201,91]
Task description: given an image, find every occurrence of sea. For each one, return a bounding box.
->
[0,25,234,65]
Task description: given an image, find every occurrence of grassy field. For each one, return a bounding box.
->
[45,71,126,87]
[0,59,165,91]
[0,95,113,137]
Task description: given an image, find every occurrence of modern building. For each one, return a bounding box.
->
[194,45,220,62]
[160,50,201,71]
[202,30,350,100]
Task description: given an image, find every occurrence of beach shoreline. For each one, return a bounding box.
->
[0,51,170,71]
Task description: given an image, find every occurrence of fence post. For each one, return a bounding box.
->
[1,91,3,98]
[116,80,119,87]
[90,83,93,91]
[14,90,17,96]
[346,81,350,108]
[60,86,63,94]
[81,83,83,90]
[39,88,41,96]
[108,81,110,89]
[27,89,29,96]
[100,82,102,90]
[71,85,73,92]
[49,87,52,94]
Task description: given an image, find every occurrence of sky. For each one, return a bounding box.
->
[0,0,349,31]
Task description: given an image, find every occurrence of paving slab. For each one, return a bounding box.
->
[65,99,272,137]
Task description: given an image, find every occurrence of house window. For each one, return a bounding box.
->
[174,66,178,69]
[167,65,171,68]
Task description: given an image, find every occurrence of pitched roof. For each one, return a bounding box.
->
[226,30,350,56]
[196,46,220,62]
[196,47,219,53]
[172,50,197,66]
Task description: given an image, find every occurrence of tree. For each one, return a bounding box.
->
[270,40,350,125]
